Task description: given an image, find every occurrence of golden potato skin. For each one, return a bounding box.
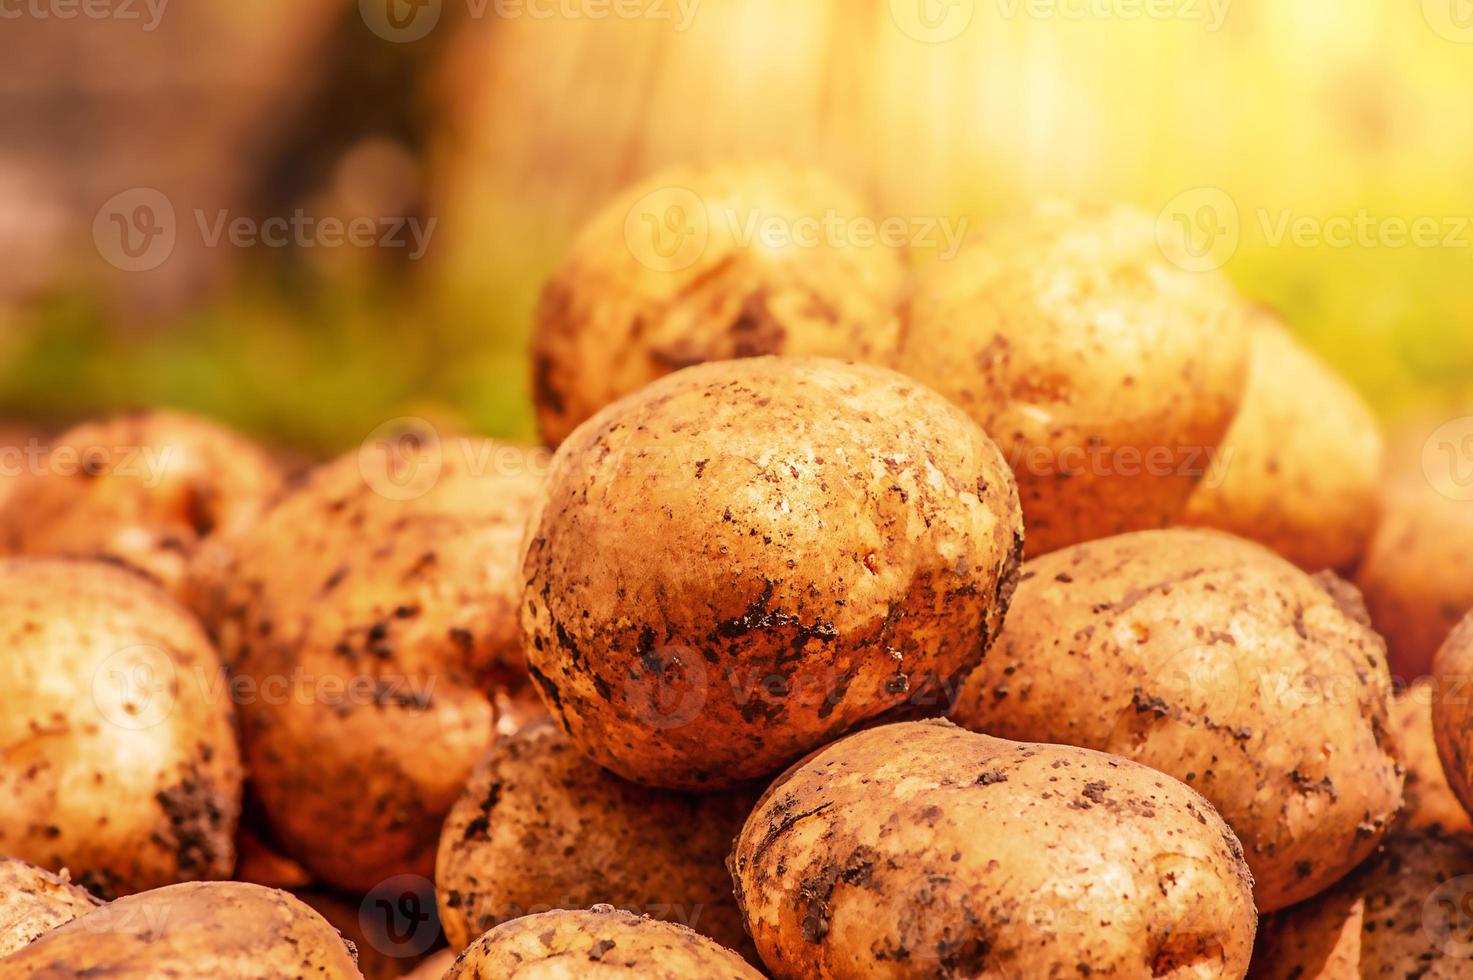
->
[952,529,1402,912]
[0,858,102,957]
[1181,313,1383,573]
[203,439,543,893]
[730,720,1256,980]
[0,559,242,897]
[446,906,763,980]
[521,357,1024,789]
[435,719,756,957]
[1393,678,1473,835]
[893,203,1249,557]
[533,162,907,446]
[0,410,282,598]
[0,881,363,978]
[1251,832,1473,979]
[1432,614,1473,825]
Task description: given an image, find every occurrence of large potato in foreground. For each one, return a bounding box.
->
[202,436,543,892]
[435,719,755,957]
[0,411,281,597]
[892,203,1249,557]
[521,357,1024,789]
[0,881,363,978]
[1432,614,1473,826]
[533,162,907,446]
[0,858,101,957]
[952,529,1402,912]
[730,720,1256,979]
[0,559,242,897]
[1181,312,1383,572]
[1393,678,1473,834]
[446,906,763,980]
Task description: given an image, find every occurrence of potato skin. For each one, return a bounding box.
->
[1181,312,1383,573]
[951,529,1402,912]
[893,202,1249,557]
[0,558,242,897]
[0,881,362,978]
[533,162,906,446]
[435,719,756,957]
[730,719,1256,979]
[1393,678,1473,835]
[0,858,102,957]
[521,357,1024,789]
[203,439,543,892]
[1432,614,1473,826]
[446,906,763,979]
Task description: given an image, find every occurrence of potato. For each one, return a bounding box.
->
[0,858,101,957]
[533,162,907,446]
[0,881,362,978]
[1251,831,1473,979]
[1358,480,1473,678]
[1432,614,1473,824]
[202,436,543,892]
[730,719,1256,979]
[1181,311,1383,573]
[0,558,242,897]
[951,528,1402,912]
[0,410,282,598]
[435,719,755,957]
[521,357,1023,789]
[403,949,455,979]
[446,906,763,979]
[892,202,1249,557]
[1393,678,1472,834]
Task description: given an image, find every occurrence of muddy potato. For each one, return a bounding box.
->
[1251,831,1473,979]
[892,202,1249,557]
[446,906,763,980]
[0,858,102,957]
[203,436,543,892]
[533,162,907,446]
[1181,311,1383,573]
[435,719,756,957]
[0,559,242,897]
[731,719,1256,979]
[1432,614,1473,825]
[0,411,282,598]
[1393,678,1472,834]
[0,881,363,978]
[521,357,1024,789]
[951,529,1402,912]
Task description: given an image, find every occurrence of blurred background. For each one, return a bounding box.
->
[2,0,1470,452]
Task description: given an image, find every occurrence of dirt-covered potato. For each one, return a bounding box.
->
[0,558,242,897]
[731,719,1256,979]
[533,163,908,447]
[446,906,763,980]
[202,436,543,892]
[1181,311,1383,572]
[951,529,1402,912]
[0,858,102,957]
[0,881,363,978]
[1432,614,1473,826]
[892,202,1249,557]
[1251,831,1473,979]
[435,719,756,957]
[0,410,282,598]
[1358,481,1473,678]
[521,357,1023,789]
[1394,678,1473,834]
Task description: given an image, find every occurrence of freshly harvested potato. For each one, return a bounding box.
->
[203,436,543,892]
[0,858,101,957]
[435,719,755,956]
[1393,678,1472,834]
[0,881,362,978]
[1358,480,1473,678]
[1251,831,1473,979]
[403,949,455,979]
[730,719,1257,979]
[0,558,242,897]
[446,906,763,980]
[0,410,282,598]
[1181,311,1383,572]
[892,202,1249,557]
[533,162,907,446]
[1432,614,1473,825]
[951,529,1402,912]
[521,357,1023,789]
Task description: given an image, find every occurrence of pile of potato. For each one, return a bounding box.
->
[0,163,1471,978]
